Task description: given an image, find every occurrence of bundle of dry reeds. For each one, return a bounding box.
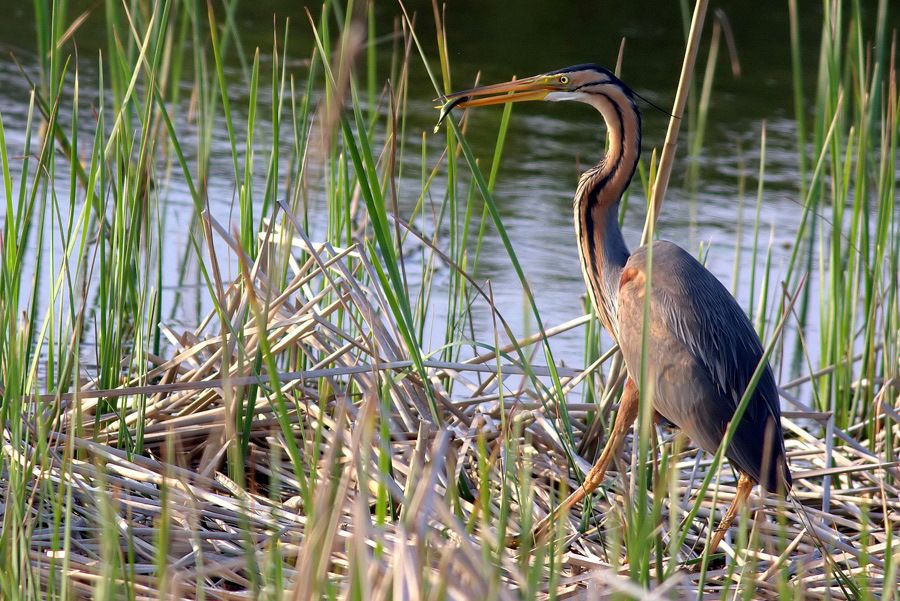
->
[8,204,893,599]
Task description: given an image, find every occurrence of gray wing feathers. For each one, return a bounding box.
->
[617,240,790,491]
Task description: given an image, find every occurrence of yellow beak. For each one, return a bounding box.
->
[440,75,555,107]
[434,74,559,129]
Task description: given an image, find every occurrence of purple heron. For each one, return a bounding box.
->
[438,65,791,551]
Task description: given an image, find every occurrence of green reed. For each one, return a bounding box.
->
[0,0,897,598]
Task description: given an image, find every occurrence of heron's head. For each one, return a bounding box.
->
[437,64,646,207]
[437,64,636,122]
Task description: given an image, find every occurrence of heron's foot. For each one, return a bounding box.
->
[504,514,557,549]
[505,530,535,550]
[530,521,552,546]
[504,530,538,550]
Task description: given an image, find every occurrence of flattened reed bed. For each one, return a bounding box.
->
[1,0,898,598]
[5,210,895,598]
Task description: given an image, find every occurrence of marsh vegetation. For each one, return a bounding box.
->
[0,0,897,598]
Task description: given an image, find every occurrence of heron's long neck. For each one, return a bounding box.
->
[574,90,641,341]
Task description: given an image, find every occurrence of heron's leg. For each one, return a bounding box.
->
[531,378,640,542]
[709,472,755,552]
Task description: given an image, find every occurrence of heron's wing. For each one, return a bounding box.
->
[617,240,788,489]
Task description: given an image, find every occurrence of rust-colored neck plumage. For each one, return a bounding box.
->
[573,86,642,342]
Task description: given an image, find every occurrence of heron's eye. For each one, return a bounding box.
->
[559,75,570,85]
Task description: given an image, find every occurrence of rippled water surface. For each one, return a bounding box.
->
[1,1,896,391]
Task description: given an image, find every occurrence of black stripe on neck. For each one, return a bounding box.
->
[584,91,641,208]
[575,90,641,336]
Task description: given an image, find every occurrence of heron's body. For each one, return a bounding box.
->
[562,64,790,492]
[617,241,790,490]
[439,63,791,549]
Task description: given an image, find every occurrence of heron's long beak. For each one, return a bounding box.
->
[434,75,557,130]
[441,75,554,107]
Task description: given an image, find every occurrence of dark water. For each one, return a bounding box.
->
[1,1,895,391]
